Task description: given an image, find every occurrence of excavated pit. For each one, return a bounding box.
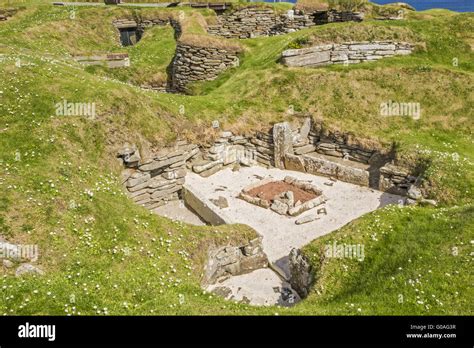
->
[119,120,419,306]
[149,165,404,306]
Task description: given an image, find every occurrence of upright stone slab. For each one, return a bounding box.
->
[299,117,312,139]
[273,122,293,169]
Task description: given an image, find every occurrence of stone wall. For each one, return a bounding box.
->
[302,121,379,164]
[281,41,413,67]
[113,17,240,93]
[184,122,419,196]
[325,10,364,23]
[379,163,417,195]
[207,7,364,39]
[207,8,314,39]
[117,130,278,212]
[189,130,275,177]
[169,43,240,93]
[202,237,269,286]
[118,142,199,210]
[73,53,130,68]
[118,120,424,211]
[272,119,422,195]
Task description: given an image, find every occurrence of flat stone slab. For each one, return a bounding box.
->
[185,166,403,270]
[153,200,206,226]
[206,268,299,306]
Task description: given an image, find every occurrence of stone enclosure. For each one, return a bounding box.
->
[117,118,430,305]
[239,176,326,217]
[118,118,426,216]
[281,41,414,67]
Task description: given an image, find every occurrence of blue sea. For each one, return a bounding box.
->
[266,0,473,12]
[370,0,473,12]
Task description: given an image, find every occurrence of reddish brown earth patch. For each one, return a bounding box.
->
[246,181,318,203]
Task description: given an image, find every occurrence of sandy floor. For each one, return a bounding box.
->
[206,268,300,306]
[185,166,403,273]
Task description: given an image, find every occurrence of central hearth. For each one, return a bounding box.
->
[238,176,326,216]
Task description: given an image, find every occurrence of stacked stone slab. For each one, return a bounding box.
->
[190,130,275,177]
[202,237,269,286]
[308,122,378,164]
[207,7,365,39]
[238,176,326,217]
[118,142,199,210]
[288,248,313,298]
[271,118,422,195]
[207,7,315,38]
[282,119,376,186]
[281,41,414,67]
[169,43,239,93]
[250,130,275,167]
[379,163,417,195]
[326,10,364,23]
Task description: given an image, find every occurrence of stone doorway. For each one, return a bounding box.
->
[118,27,143,46]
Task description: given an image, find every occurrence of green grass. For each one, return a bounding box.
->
[0,3,472,315]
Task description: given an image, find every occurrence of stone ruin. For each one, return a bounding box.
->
[116,118,432,306]
[207,6,364,39]
[281,41,414,68]
[239,176,326,217]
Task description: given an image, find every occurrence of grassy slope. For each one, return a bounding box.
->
[0,3,472,315]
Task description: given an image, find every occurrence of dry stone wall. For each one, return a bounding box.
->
[207,8,314,38]
[118,142,200,210]
[379,163,417,195]
[113,17,239,93]
[118,120,424,213]
[272,118,422,195]
[202,237,269,286]
[190,129,275,177]
[169,43,240,93]
[207,7,364,39]
[288,248,314,298]
[117,130,275,212]
[282,41,414,67]
[324,10,364,23]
